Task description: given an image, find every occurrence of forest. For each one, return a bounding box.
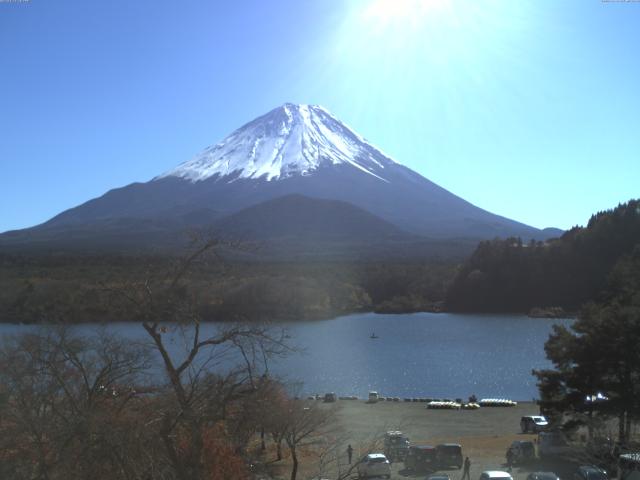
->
[0,252,456,324]
[534,244,640,448]
[446,199,640,313]
[2,199,639,323]
[0,247,361,480]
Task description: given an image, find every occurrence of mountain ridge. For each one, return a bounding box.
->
[0,103,561,255]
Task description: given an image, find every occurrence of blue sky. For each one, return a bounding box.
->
[0,0,638,233]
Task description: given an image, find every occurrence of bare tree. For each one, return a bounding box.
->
[110,239,291,480]
[277,398,335,480]
[0,239,295,480]
[0,328,157,480]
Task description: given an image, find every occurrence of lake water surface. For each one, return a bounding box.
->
[0,312,572,401]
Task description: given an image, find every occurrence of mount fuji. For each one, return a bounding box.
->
[0,103,560,255]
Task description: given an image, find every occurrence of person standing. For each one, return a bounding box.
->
[462,456,471,480]
[347,444,353,464]
[506,448,514,472]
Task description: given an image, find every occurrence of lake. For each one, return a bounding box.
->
[0,312,572,401]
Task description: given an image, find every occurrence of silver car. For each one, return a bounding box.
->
[358,453,391,479]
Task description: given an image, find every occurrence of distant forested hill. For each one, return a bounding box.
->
[445,199,640,313]
[0,255,457,323]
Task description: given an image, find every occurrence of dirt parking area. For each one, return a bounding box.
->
[310,400,579,480]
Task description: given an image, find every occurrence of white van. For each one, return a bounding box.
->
[368,391,379,403]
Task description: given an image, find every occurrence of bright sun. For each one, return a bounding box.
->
[329,0,530,128]
[341,0,462,66]
[337,0,518,67]
[362,0,452,29]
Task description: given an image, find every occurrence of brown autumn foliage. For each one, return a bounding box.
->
[0,241,337,480]
[0,327,326,480]
[201,423,250,480]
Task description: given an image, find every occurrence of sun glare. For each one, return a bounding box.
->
[347,0,469,58]
[336,0,474,79]
[363,0,452,28]
[326,0,533,150]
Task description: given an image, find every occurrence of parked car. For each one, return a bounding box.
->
[384,430,410,461]
[618,453,640,480]
[521,415,548,433]
[436,443,464,468]
[526,472,560,480]
[506,440,536,465]
[428,475,451,480]
[323,392,337,403]
[404,445,438,472]
[357,453,391,479]
[573,466,608,480]
[368,391,379,403]
[538,431,573,458]
[479,471,514,480]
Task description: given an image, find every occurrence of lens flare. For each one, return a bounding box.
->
[363,0,452,29]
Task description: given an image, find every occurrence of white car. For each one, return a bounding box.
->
[479,471,514,480]
[520,415,548,433]
[358,453,391,479]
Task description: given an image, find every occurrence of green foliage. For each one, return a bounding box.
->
[446,199,640,312]
[533,247,640,441]
[0,254,458,323]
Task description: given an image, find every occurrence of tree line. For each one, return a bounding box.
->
[0,242,379,480]
[0,254,457,323]
[534,244,640,449]
[446,199,640,313]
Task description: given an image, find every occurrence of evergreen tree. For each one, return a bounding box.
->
[534,247,640,442]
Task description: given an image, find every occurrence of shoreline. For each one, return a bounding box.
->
[0,307,577,325]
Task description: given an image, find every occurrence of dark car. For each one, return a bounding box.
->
[404,445,438,472]
[436,443,464,469]
[574,466,608,480]
[506,441,536,465]
[323,392,337,403]
[384,431,410,461]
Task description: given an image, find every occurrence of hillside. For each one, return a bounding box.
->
[0,104,558,256]
[0,254,457,323]
[445,199,640,313]
[214,194,408,241]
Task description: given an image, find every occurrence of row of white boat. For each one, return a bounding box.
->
[309,394,518,408]
[427,399,518,409]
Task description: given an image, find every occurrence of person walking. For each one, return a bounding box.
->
[347,444,353,464]
[462,456,471,480]
[506,448,514,472]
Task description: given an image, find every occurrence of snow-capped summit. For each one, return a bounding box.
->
[0,102,560,254]
[157,103,396,183]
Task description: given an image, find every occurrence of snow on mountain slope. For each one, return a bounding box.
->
[157,103,396,182]
[0,102,561,253]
